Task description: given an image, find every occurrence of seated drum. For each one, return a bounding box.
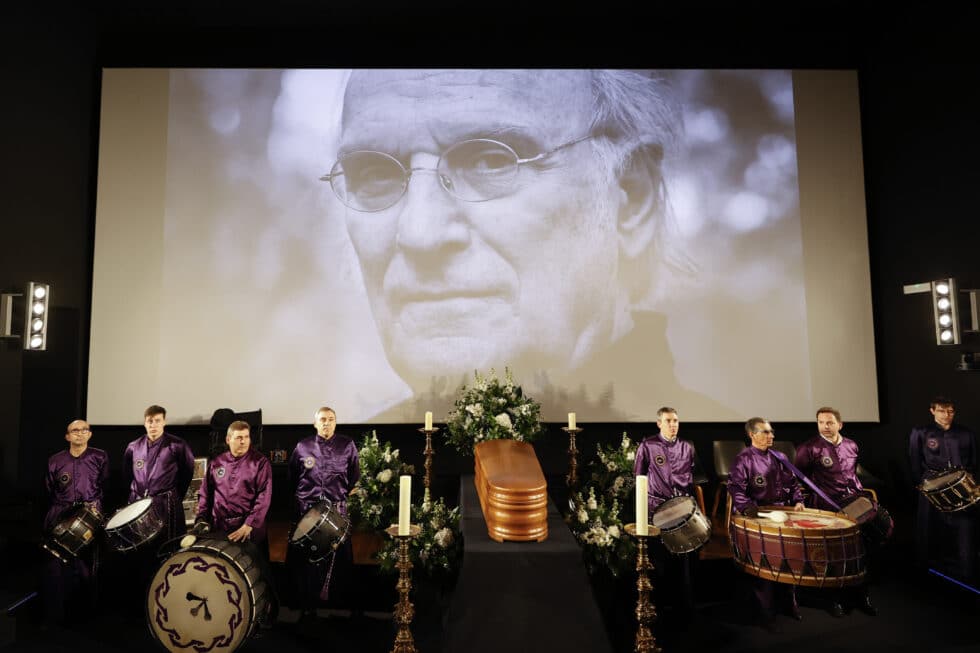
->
[289,499,350,562]
[918,468,980,512]
[105,497,165,552]
[41,503,104,564]
[729,505,866,588]
[652,495,711,554]
[148,538,270,653]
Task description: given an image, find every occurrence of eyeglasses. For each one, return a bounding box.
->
[320,134,593,212]
[69,428,91,434]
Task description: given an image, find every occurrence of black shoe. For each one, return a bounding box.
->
[857,594,878,617]
[759,615,783,634]
[789,605,803,621]
[829,601,845,618]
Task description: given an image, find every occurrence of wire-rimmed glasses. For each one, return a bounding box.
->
[320,134,593,212]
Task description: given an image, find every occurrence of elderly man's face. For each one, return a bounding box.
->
[338,70,626,386]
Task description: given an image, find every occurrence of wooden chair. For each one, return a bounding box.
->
[711,440,746,530]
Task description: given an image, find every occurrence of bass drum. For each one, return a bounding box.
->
[651,495,711,554]
[147,539,270,653]
[729,506,866,588]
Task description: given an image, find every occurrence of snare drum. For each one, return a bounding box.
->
[105,497,165,552]
[290,500,350,562]
[652,495,711,554]
[41,503,104,564]
[840,494,894,544]
[729,506,866,588]
[919,468,980,512]
[147,539,270,653]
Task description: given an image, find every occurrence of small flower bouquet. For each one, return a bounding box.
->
[378,497,463,581]
[445,368,543,456]
[347,431,416,532]
[588,432,638,510]
[567,485,635,577]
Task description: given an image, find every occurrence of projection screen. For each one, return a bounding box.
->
[88,69,878,424]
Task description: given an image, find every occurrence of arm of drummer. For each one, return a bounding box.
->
[122,442,135,503]
[195,463,215,531]
[93,450,110,514]
[727,457,755,515]
[346,440,361,498]
[243,457,272,536]
[908,427,925,482]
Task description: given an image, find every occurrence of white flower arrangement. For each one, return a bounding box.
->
[378,497,463,580]
[445,369,543,455]
[567,486,635,578]
[347,431,415,532]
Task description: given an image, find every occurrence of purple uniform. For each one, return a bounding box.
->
[123,432,196,539]
[728,446,803,513]
[288,433,360,517]
[634,435,695,511]
[196,449,272,542]
[794,435,863,510]
[909,422,976,480]
[45,448,110,531]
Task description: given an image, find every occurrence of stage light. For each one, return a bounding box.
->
[0,282,50,351]
[931,278,959,346]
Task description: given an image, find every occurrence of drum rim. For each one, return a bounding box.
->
[146,541,265,651]
[106,497,154,530]
[730,505,859,536]
[920,468,967,491]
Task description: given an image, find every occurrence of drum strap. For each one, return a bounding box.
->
[768,449,843,511]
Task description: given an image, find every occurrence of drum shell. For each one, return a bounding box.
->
[147,539,270,653]
[42,504,104,563]
[840,494,894,544]
[919,469,980,512]
[290,500,351,562]
[652,496,711,555]
[729,505,866,588]
[105,498,165,552]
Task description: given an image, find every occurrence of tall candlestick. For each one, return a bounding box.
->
[399,475,412,536]
[636,476,648,536]
[568,412,576,430]
[424,411,433,431]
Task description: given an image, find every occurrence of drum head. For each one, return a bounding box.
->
[107,497,153,529]
[921,469,963,491]
[652,496,695,530]
[147,544,256,653]
[292,505,325,541]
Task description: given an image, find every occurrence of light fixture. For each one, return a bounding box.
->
[0,282,50,351]
[931,278,959,345]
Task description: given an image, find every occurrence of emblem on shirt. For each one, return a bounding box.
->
[216,466,226,479]
[135,459,145,470]
[59,473,71,486]
[303,456,315,469]
[655,454,666,466]
[926,438,940,451]
[821,455,834,468]
[753,475,767,487]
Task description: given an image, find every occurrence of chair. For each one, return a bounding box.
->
[710,440,746,529]
[208,407,264,456]
[856,463,882,503]
[770,440,797,464]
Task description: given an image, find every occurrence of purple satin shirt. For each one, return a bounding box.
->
[794,435,863,510]
[289,433,360,516]
[196,449,272,541]
[45,447,110,531]
[728,446,804,513]
[633,435,695,510]
[123,432,196,538]
[909,422,977,482]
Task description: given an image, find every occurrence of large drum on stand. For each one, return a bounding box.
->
[147,539,271,653]
[729,506,866,588]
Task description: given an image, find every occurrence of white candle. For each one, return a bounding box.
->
[398,475,412,535]
[424,411,433,431]
[636,476,648,535]
[568,412,576,429]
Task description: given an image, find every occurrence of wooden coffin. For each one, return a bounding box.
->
[474,439,548,542]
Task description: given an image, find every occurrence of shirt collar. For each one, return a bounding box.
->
[819,434,842,446]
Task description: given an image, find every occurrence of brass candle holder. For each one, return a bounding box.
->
[561,426,582,488]
[386,524,422,653]
[625,523,662,653]
[418,427,439,507]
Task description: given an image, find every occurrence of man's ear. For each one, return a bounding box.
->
[617,146,663,260]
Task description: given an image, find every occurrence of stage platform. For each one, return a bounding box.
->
[443,474,612,653]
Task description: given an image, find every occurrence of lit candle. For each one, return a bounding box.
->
[568,412,576,430]
[398,475,412,535]
[424,411,433,431]
[636,476,648,536]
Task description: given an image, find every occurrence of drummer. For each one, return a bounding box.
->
[287,407,360,617]
[122,404,196,543]
[41,419,110,625]
[908,396,977,583]
[633,406,699,619]
[194,420,276,626]
[728,417,805,630]
[795,406,877,617]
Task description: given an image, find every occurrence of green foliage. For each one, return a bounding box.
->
[445,368,543,456]
[566,486,636,578]
[377,497,463,581]
[347,431,415,532]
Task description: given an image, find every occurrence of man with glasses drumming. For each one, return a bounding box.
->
[728,417,805,631]
[41,419,109,625]
[325,69,738,421]
[909,396,977,583]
